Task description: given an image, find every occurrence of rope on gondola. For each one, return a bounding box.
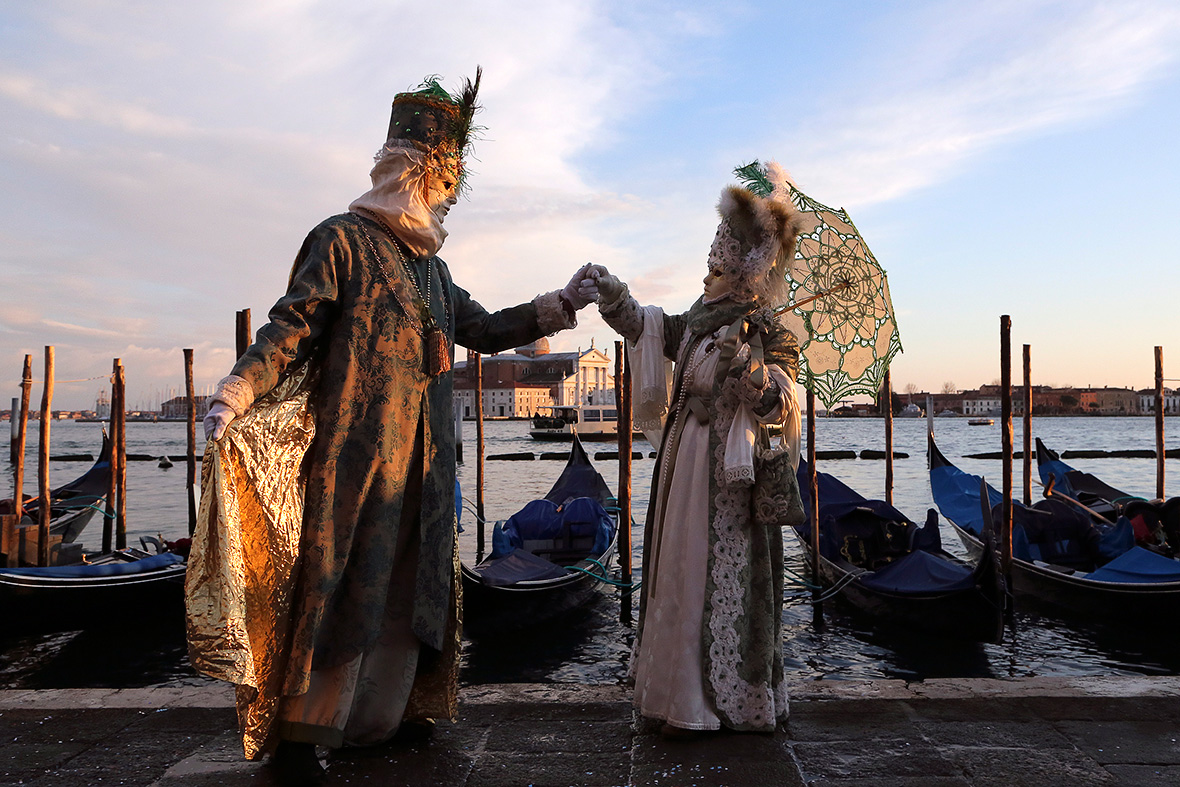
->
[807,570,865,604]
[564,561,642,590]
[784,565,821,590]
[458,500,641,589]
[783,566,865,604]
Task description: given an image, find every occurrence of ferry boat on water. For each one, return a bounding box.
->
[529,405,636,441]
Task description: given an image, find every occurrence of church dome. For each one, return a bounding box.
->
[515,337,550,357]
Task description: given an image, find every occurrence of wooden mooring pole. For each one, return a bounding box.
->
[1023,344,1032,505]
[1156,346,1165,500]
[474,352,486,564]
[236,309,252,359]
[1000,316,1013,581]
[7,355,32,567]
[37,347,54,566]
[615,342,634,624]
[185,349,197,536]
[883,368,894,506]
[807,390,820,605]
[103,360,119,554]
[454,402,464,464]
[114,360,127,550]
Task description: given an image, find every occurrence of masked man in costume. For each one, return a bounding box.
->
[185,70,599,786]
[588,162,806,738]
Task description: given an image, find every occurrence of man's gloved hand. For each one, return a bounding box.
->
[561,263,600,310]
[203,401,236,441]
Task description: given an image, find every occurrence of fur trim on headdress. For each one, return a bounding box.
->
[710,181,805,306]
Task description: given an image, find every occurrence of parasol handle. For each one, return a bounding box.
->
[776,280,853,313]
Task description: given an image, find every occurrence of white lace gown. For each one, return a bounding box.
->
[631,330,724,730]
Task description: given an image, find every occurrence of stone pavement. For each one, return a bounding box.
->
[2,676,1180,786]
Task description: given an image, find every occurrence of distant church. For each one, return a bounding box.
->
[452,337,614,419]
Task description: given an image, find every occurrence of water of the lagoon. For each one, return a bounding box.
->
[1,415,1179,689]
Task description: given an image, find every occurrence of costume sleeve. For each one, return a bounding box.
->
[218,223,346,411]
[661,312,689,362]
[598,282,687,362]
[749,316,801,421]
[451,285,574,354]
[597,284,644,343]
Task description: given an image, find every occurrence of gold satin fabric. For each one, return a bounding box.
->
[185,366,316,759]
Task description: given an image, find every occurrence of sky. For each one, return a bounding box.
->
[2,0,1179,411]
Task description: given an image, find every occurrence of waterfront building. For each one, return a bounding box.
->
[1081,386,1140,414]
[1137,387,1179,415]
[961,390,1002,416]
[453,338,615,419]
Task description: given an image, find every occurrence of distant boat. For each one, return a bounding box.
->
[896,403,923,418]
[935,409,960,418]
[528,404,639,441]
[968,418,994,426]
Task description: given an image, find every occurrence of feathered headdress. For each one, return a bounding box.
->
[382,67,484,193]
[707,160,804,305]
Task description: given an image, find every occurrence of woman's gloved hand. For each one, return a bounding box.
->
[203,401,236,441]
[593,271,626,304]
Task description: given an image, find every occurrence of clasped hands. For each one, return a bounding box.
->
[563,263,625,308]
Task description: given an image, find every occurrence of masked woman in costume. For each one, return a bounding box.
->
[186,70,599,787]
[590,163,806,737]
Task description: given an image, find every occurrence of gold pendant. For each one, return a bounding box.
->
[427,328,451,376]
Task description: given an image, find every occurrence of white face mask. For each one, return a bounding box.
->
[702,265,734,304]
[348,146,457,258]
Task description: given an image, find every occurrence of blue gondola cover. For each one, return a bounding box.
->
[1086,546,1180,584]
[0,552,184,578]
[492,497,615,560]
[471,548,570,587]
[857,549,975,593]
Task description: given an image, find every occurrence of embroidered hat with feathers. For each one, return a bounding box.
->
[708,160,805,306]
[380,68,484,194]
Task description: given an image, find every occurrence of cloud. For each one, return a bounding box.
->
[0,72,197,137]
[2,1,1177,407]
[782,1,1180,206]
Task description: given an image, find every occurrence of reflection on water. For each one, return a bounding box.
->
[1,417,1178,688]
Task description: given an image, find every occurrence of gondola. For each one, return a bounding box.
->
[1036,437,1180,554]
[0,431,112,545]
[793,460,1005,643]
[461,434,618,635]
[0,548,187,634]
[929,431,1180,625]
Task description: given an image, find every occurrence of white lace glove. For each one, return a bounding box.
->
[203,401,236,441]
[561,263,600,310]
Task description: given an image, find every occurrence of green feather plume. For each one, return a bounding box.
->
[733,160,774,198]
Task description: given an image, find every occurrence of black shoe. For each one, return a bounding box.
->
[272,740,327,787]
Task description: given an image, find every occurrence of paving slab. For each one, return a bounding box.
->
[0,678,1179,785]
